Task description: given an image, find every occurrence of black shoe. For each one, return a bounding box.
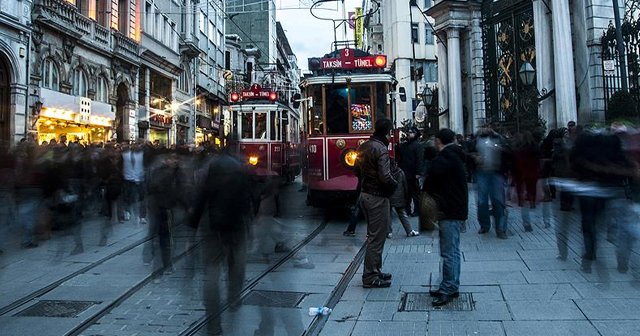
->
[274,242,291,253]
[617,264,629,273]
[524,224,533,232]
[379,272,392,280]
[496,232,508,239]
[478,228,490,234]
[429,289,460,298]
[343,230,356,237]
[432,294,453,306]
[363,278,392,288]
[410,212,419,217]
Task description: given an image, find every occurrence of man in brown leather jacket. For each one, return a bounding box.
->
[356,118,398,288]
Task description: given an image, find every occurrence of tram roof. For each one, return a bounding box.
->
[300,73,396,87]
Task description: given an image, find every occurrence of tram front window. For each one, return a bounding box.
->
[256,112,267,139]
[241,112,253,139]
[326,85,349,134]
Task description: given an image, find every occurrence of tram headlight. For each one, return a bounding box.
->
[248,156,259,166]
[344,150,358,167]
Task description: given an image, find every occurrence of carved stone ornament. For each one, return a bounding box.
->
[31,28,43,53]
[63,38,75,64]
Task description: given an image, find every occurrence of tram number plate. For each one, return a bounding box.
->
[309,144,318,153]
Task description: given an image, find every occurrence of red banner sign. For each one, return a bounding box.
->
[320,49,387,70]
[241,84,277,100]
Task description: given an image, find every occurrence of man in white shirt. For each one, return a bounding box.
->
[122,140,147,224]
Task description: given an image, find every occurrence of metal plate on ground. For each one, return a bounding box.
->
[242,290,307,308]
[400,292,474,311]
[14,300,98,317]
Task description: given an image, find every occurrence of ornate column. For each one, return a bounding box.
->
[551,0,577,127]
[533,0,556,130]
[447,27,464,135]
[437,32,449,128]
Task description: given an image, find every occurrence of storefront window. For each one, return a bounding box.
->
[255,112,267,139]
[42,59,59,91]
[241,112,253,139]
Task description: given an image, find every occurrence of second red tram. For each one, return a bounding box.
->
[301,48,396,207]
[229,85,301,182]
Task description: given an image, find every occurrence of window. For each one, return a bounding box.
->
[241,112,253,139]
[225,51,231,70]
[178,66,190,93]
[424,61,438,82]
[348,86,373,132]
[118,0,128,35]
[208,21,214,42]
[96,0,108,26]
[425,27,434,44]
[411,23,419,43]
[270,111,280,141]
[76,0,89,17]
[73,68,88,97]
[145,2,153,34]
[309,86,323,135]
[96,77,109,102]
[199,10,205,32]
[424,0,432,8]
[42,59,59,91]
[255,112,267,139]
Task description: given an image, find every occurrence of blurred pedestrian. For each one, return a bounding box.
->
[512,131,541,232]
[425,128,468,306]
[389,158,419,237]
[14,140,44,249]
[397,126,425,216]
[121,140,147,224]
[355,118,397,288]
[191,149,251,335]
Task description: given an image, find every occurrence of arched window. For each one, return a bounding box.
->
[42,59,59,91]
[96,76,109,102]
[177,66,190,93]
[73,68,88,97]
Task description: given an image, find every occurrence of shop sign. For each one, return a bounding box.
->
[197,115,212,129]
[150,111,172,128]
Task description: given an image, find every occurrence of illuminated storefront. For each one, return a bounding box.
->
[36,106,114,145]
[149,110,171,146]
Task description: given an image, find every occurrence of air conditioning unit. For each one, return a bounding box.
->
[77,97,92,124]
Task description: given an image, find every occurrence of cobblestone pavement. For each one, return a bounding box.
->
[2,182,640,336]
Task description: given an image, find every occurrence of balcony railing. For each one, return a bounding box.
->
[34,0,138,60]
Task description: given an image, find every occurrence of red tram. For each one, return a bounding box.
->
[301,48,396,207]
[229,84,301,182]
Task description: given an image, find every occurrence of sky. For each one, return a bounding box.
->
[275,0,363,73]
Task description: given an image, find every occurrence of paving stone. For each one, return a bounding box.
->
[350,321,428,336]
[462,250,521,261]
[357,301,399,321]
[500,284,582,301]
[574,298,640,319]
[522,258,582,271]
[329,300,364,322]
[521,270,588,284]
[572,282,640,299]
[593,320,640,336]
[458,285,504,301]
[460,271,528,285]
[462,260,529,272]
[318,320,356,336]
[507,300,585,320]
[427,320,504,336]
[503,320,601,336]
[429,300,511,321]
[392,311,428,321]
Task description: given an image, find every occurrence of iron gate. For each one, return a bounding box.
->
[482,0,541,135]
[601,0,640,118]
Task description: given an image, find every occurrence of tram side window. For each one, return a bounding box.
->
[241,112,253,139]
[310,86,323,135]
[376,83,389,121]
[256,112,267,139]
[270,110,279,141]
[326,85,349,134]
[349,86,372,132]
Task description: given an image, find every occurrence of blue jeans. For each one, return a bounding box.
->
[438,220,462,294]
[476,171,506,233]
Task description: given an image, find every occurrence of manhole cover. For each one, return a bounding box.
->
[399,292,474,311]
[15,300,98,318]
[242,290,307,308]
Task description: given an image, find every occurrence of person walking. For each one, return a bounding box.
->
[389,158,419,237]
[512,131,541,232]
[425,129,469,306]
[397,126,425,216]
[355,118,397,288]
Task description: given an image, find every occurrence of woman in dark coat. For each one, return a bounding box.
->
[512,131,541,232]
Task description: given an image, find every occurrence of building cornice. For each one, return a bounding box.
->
[425,0,482,32]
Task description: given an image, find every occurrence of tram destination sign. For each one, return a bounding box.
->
[317,48,387,70]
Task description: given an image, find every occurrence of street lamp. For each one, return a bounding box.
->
[421,85,434,107]
[518,61,536,87]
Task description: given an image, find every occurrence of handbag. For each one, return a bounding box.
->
[419,191,438,231]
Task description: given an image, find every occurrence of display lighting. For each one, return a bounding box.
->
[269,92,278,101]
[248,156,259,166]
[230,92,240,103]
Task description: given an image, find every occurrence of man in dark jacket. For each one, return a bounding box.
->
[425,128,468,306]
[356,118,397,288]
[398,126,425,216]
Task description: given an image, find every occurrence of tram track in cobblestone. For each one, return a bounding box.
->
[0,231,158,317]
[177,216,330,336]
